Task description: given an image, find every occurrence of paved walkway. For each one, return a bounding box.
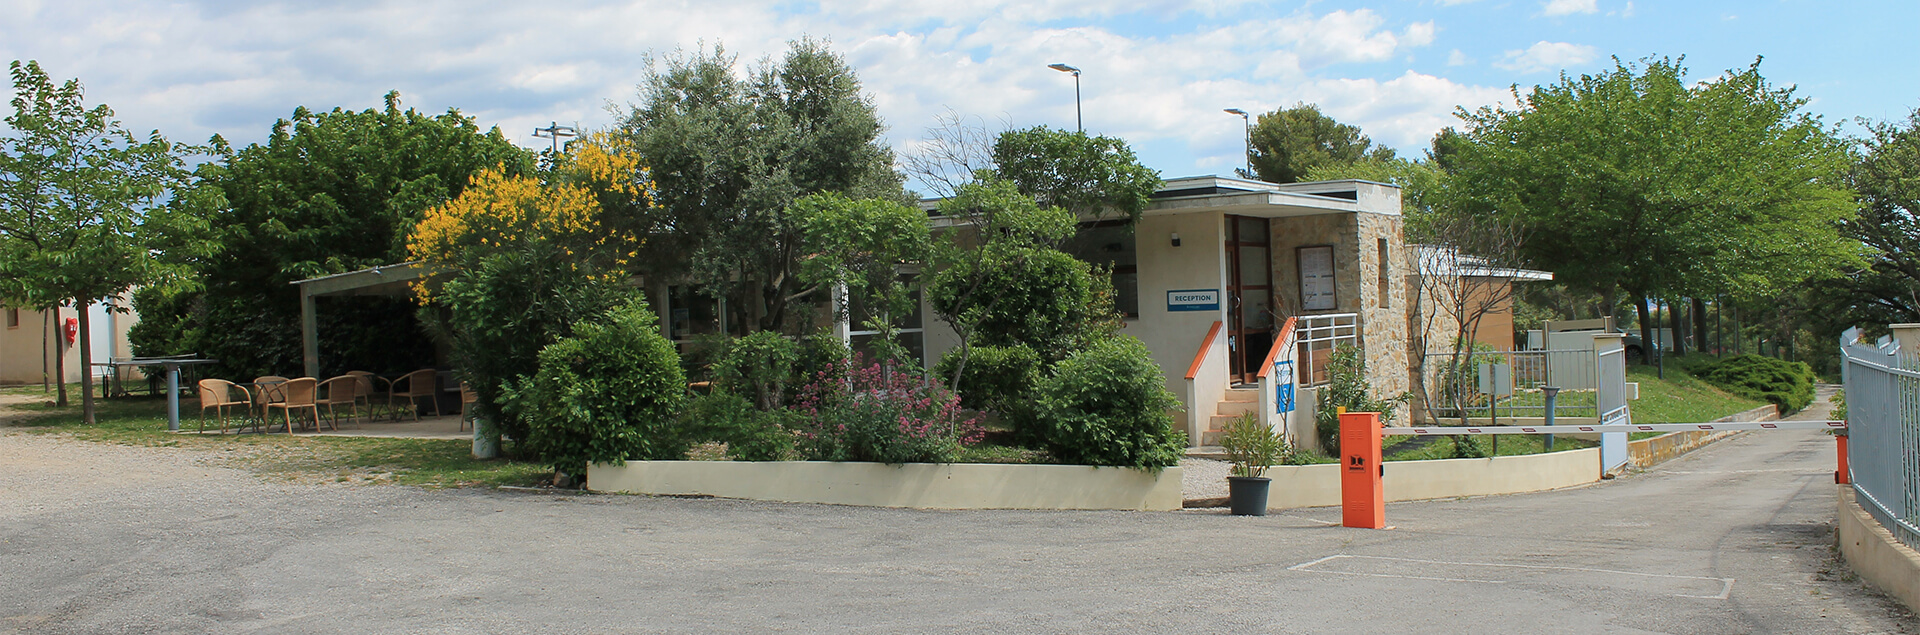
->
[0,391,1912,633]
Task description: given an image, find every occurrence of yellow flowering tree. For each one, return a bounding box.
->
[409,134,661,454]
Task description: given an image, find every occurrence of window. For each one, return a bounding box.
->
[845,274,926,366]
[1063,220,1140,317]
[666,285,726,354]
[1377,238,1391,308]
[4,308,16,329]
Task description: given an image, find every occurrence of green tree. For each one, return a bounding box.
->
[150,92,530,380]
[1448,57,1860,356]
[619,40,905,334]
[409,138,651,453]
[1245,103,1396,184]
[788,191,930,358]
[991,126,1161,223]
[1815,108,1920,328]
[0,60,203,422]
[925,179,1076,391]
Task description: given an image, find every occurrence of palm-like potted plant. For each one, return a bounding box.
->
[1220,412,1287,516]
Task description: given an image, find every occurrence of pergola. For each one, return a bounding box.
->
[290,262,439,377]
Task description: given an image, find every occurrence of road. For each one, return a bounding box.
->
[1,393,1913,634]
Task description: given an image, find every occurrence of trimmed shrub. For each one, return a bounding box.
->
[1687,354,1817,414]
[504,298,689,475]
[1029,336,1186,469]
[935,343,1043,412]
[928,247,1124,364]
[680,391,798,461]
[793,358,982,464]
[713,331,801,411]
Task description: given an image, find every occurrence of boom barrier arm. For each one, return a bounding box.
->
[1381,420,1844,436]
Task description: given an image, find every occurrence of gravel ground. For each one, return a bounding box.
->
[1177,457,1231,500]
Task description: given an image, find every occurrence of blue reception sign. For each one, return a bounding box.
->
[1167,289,1221,312]
[1273,359,1296,414]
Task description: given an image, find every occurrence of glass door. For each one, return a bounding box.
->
[1224,215,1273,385]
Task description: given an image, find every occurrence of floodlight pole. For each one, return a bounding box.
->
[533,121,578,152]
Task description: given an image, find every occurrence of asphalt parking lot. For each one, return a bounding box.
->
[2,403,1913,634]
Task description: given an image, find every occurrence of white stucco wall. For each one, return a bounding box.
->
[1131,211,1230,400]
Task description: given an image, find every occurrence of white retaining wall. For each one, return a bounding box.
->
[588,461,1184,511]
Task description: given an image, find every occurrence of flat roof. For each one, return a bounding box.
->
[291,261,439,297]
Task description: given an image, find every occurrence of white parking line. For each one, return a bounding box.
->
[1287,554,1735,599]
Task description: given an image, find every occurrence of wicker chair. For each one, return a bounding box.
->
[346,371,390,420]
[315,376,360,430]
[251,376,289,431]
[266,377,320,434]
[459,382,480,431]
[197,379,253,434]
[389,369,440,421]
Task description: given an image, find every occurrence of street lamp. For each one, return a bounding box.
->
[1224,108,1251,178]
[1048,63,1082,132]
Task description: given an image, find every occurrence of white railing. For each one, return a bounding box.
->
[1295,313,1358,387]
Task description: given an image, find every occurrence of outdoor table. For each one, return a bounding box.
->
[88,357,220,432]
[236,380,286,434]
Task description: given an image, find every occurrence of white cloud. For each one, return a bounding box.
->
[1447,49,1471,66]
[0,0,1502,188]
[1494,41,1600,73]
[1541,0,1598,16]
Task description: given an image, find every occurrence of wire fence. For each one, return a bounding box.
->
[1416,349,1600,423]
[1839,328,1920,550]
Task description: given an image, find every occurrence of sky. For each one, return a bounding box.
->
[3,0,1915,192]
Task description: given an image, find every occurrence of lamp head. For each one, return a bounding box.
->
[1224,108,1248,116]
[1047,63,1080,74]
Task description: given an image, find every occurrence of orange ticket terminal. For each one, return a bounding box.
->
[1341,411,1384,529]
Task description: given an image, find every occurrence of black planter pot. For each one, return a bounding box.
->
[1227,476,1271,516]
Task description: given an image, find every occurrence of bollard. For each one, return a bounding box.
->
[1341,411,1384,529]
[1542,386,1560,451]
[1836,434,1850,485]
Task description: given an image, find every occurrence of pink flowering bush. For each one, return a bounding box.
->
[793,357,983,464]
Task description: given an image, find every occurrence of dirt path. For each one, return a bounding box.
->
[0,390,53,427]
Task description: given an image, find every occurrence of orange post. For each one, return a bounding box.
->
[1341,411,1384,529]
[1836,435,1850,485]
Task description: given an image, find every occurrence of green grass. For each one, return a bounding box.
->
[1384,433,1596,461]
[955,443,1049,464]
[1626,364,1770,425]
[7,396,548,488]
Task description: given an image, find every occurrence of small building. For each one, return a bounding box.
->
[295,175,1516,453]
[909,176,1412,450]
[0,296,140,387]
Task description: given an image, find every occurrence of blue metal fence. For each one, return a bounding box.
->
[1839,328,1920,549]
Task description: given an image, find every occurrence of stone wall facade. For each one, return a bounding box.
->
[1268,210,1410,409]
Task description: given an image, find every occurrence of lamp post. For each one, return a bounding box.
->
[1224,108,1251,178]
[1048,63,1082,132]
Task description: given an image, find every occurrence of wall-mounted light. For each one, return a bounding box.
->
[1170,232,1182,247]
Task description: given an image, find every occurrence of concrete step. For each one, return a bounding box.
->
[1200,429,1226,446]
[1216,400,1259,417]
[1209,414,1242,430]
[1186,445,1229,460]
[1221,388,1259,403]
